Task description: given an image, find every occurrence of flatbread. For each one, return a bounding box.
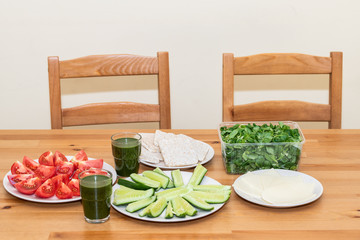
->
[139,147,163,164]
[140,133,160,153]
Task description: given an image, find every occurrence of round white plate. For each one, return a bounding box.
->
[140,143,214,170]
[111,171,226,222]
[233,169,323,208]
[3,156,117,203]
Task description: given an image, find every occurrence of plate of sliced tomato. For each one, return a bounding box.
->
[3,150,117,203]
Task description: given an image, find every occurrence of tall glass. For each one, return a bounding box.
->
[79,169,112,223]
[111,132,141,177]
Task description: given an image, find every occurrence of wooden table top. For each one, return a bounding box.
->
[0,129,359,240]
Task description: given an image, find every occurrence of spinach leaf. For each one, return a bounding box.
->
[220,122,302,174]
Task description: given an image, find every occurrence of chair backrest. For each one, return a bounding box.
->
[222,52,343,129]
[48,52,171,129]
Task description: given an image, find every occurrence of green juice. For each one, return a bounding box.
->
[112,137,141,177]
[80,175,112,221]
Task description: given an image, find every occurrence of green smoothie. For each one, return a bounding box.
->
[80,174,112,222]
[111,137,141,177]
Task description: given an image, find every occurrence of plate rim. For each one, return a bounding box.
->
[233,169,323,208]
[111,171,226,222]
[3,156,116,204]
[140,140,215,170]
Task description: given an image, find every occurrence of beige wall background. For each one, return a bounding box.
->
[0,0,359,130]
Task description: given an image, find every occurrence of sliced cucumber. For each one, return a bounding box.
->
[171,196,186,218]
[117,178,152,190]
[193,185,231,192]
[139,203,154,217]
[162,187,191,201]
[187,164,207,186]
[143,171,169,189]
[130,173,161,189]
[149,197,167,218]
[155,186,184,198]
[190,190,231,204]
[165,202,174,219]
[179,196,197,216]
[153,167,174,188]
[171,169,184,187]
[126,196,156,213]
[113,187,154,205]
[182,192,214,211]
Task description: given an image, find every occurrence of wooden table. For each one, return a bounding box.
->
[0,129,359,240]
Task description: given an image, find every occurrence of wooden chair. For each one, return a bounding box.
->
[48,52,171,129]
[222,52,343,129]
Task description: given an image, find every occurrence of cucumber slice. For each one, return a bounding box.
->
[190,190,231,204]
[171,196,186,218]
[187,164,207,186]
[182,192,214,211]
[193,185,231,192]
[130,173,161,189]
[165,202,174,219]
[126,196,156,213]
[143,171,169,189]
[155,186,184,198]
[162,187,191,201]
[171,169,184,187]
[113,187,154,205]
[178,196,197,216]
[153,167,174,188]
[149,197,167,218]
[117,178,152,190]
[139,203,154,217]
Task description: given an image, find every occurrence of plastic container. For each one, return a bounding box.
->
[218,121,305,174]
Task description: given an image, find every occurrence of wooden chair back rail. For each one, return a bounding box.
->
[48,52,171,129]
[222,52,343,129]
[62,102,160,127]
[233,53,331,74]
[59,55,159,78]
[232,100,331,122]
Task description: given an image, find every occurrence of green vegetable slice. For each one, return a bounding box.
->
[187,164,207,186]
[171,169,184,187]
[182,192,214,211]
[153,167,174,188]
[117,178,152,190]
[125,196,156,213]
[171,196,186,218]
[130,173,161,189]
[165,202,174,219]
[142,171,169,189]
[190,190,231,204]
[149,197,167,218]
[113,187,154,205]
[193,185,231,192]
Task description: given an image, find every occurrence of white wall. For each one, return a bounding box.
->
[0,0,359,129]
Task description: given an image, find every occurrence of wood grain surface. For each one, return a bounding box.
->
[0,129,359,240]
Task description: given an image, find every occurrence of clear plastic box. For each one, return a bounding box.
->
[218,121,305,174]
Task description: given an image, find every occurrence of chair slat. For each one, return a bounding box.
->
[62,102,160,127]
[233,100,331,122]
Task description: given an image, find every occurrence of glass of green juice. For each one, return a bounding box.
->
[111,132,142,177]
[79,169,113,223]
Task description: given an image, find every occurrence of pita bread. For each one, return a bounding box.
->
[139,147,163,164]
[140,133,160,153]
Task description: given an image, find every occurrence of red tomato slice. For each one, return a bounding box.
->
[71,169,82,179]
[67,179,80,196]
[56,161,74,177]
[22,156,40,171]
[54,151,68,166]
[11,161,34,175]
[39,151,55,166]
[35,179,56,198]
[34,165,56,182]
[56,182,73,199]
[78,159,104,172]
[7,174,34,186]
[51,174,70,188]
[14,177,42,195]
[70,150,88,169]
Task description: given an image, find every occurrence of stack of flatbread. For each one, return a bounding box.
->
[139,130,210,167]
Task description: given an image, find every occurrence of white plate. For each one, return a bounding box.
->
[233,169,323,208]
[140,143,214,170]
[3,156,117,203]
[111,171,226,222]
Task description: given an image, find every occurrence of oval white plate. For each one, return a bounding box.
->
[140,143,214,170]
[111,171,226,222]
[233,169,323,208]
[3,156,117,203]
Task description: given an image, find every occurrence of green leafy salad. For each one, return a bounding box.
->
[220,122,303,174]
